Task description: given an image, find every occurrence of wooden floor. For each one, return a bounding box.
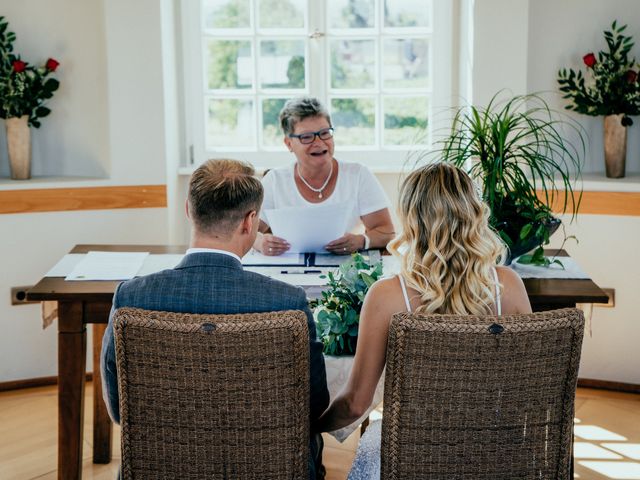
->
[1,383,638,479]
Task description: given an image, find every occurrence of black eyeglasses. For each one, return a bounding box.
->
[288,127,334,144]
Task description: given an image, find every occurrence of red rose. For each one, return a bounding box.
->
[45,58,60,72]
[626,69,638,83]
[12,60,27,73]
[583,53,596,68]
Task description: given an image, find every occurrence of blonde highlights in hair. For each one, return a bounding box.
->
[388,162,506,315]
[188,158,263,236]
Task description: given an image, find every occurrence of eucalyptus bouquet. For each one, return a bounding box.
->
[312,253,383,356]
[0,16,60,127]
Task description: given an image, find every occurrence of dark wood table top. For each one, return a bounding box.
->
[27,245,609,307]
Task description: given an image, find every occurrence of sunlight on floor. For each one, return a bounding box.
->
[574,423,640,479]
[575,425,628,441]
[578,461,640,479]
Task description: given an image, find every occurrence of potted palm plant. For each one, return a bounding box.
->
[430,93,585,265]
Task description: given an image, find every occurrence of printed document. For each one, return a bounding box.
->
[264,202,352,253]
[65,251,149,281]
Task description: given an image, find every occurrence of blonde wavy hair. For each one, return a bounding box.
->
[388,162,506,314]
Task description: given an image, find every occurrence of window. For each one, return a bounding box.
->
[181,0,453,170]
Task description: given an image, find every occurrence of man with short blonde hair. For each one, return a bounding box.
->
[101,158,329,479]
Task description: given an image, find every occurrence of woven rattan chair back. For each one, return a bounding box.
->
[114,307,310,480]
[381,308,585,480]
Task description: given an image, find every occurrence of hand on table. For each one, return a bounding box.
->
[325,233,365,255]
[260,233,291,256]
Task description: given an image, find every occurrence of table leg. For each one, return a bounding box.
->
[92,323,113,463]
[58,301,87,480]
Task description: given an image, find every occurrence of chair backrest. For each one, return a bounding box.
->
[114,307,310,480]
[381,308,584,480]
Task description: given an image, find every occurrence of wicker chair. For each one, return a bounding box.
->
[113,307,310,480]
[377,308,584,480]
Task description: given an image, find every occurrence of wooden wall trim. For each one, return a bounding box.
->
[0,185,167,214]
[0,373,93,392]
[538,190,640,216]
[578,378,640,394]
[0,185,635,216]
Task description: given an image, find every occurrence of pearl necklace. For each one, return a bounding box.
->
[296,162,333,199]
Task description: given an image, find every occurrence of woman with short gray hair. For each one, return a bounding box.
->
[254,96,395,256]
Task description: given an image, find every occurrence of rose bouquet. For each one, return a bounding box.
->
[0,16,60,128]
[558,21,640,126]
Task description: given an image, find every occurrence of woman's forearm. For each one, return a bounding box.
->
[316,392,368,433]
[366,228,395,249]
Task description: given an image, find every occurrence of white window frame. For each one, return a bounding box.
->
[179,0,454,173]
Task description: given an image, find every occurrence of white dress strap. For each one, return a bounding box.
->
[492,267,502,315]
[398,275,412,312]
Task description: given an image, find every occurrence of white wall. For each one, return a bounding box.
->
[1,0,638,384]
[0,0,109,178]
[527,0,640,174]
[0,0,172,382]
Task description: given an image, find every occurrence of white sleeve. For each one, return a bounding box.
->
[357,164,391,216]
[259,171,276,225]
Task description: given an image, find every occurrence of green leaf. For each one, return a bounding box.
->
[43,78,60,92]
[519,223,533,240]
[35,106,51,118]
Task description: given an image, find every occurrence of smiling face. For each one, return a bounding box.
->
[284,116,334,170]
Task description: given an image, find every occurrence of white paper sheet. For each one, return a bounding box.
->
[511,257,589,279]
[264,202,352,253]
[65,251,149,281]
[45,254,85,277]
[241,250,304,266]
[243,267,329,286]
[136,254,185,276]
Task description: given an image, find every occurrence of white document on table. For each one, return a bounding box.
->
[46,254,85,277]
[136,254,185,276]
[65,251,149,281]
[264,202,352,253]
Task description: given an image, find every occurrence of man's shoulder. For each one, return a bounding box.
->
[242,269,306,300]
[113,269,177,299]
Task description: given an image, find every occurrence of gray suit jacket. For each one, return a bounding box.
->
[100,252,329,425]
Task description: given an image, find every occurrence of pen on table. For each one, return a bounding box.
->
[280,269,323,274]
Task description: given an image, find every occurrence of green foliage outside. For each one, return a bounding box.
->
[312,253,383,356]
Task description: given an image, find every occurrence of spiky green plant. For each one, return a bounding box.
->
[433,93,585,264]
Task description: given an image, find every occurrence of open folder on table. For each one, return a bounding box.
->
[263,202,352,253]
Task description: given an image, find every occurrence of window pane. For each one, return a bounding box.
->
[328,0,375,29]
[258,0,305,29]
[383,38,429,88]
[384,96,428,146]
[203,0,250,29]
[262,98,287,147]
[206,40,253,90]
[330,40,376,89]
[385,0,430,28]
[207,98,255,148]
[259,40,306,89]
[331,98,375,146]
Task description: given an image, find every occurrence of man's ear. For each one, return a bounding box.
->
[242,210,257,234]
[284,136,293,152]
[185,199,191,219]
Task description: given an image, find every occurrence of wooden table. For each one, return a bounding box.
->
[27,245,608,480]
